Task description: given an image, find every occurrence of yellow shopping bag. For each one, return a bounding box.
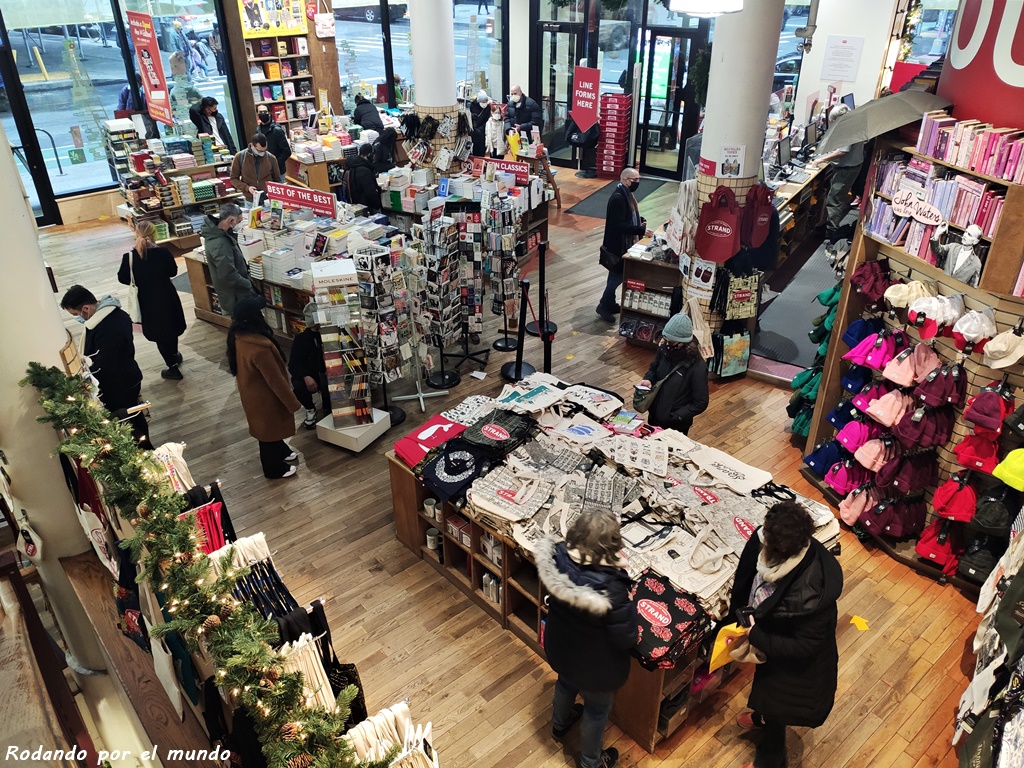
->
[507,132,522,158]
[709,622,749,673]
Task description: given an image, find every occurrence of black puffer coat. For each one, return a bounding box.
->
[645,348,709,435]
[536,537,638,693]
[729,530,844,728]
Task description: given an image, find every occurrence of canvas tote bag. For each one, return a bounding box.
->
[695,185,741,263]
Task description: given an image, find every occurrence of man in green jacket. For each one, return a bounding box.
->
[202,203,257,317]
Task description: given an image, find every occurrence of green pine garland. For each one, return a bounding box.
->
[22,363,395,768]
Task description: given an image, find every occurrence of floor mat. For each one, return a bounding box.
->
[752,242,838,369]
[566,180,667,219]
[172,273,192,294]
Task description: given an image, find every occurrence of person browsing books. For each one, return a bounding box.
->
[231,133,281,202]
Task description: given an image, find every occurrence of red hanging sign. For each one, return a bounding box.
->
[569,65,601,133]
[265,181,337,217]
[126,12,173,127]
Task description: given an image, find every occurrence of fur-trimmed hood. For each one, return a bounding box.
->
[535,536,626,617]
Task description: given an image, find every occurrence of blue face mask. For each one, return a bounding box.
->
[74,315,86,324]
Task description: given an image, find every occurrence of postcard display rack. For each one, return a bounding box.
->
[310,259,392,452]
[421,216,465,387]
[487,196,523,352]
[352,239,414,388]
[801,123,1024,590]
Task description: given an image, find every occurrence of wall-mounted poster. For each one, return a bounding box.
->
[238,0,309,38]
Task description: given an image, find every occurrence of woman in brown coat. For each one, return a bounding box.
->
[228,296,303,479]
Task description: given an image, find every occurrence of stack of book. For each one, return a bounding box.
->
[916,111,1024,183]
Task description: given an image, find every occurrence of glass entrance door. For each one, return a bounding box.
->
[0,19,58,224]
[533,21,584,161]
[637,31,697,179]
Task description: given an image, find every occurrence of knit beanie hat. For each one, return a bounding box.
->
[303,301,319,328]
[662,312,693,343]
[233,294,267,323]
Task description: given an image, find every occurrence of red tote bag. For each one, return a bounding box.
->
[696,185,741,263]
[742,183,775,248]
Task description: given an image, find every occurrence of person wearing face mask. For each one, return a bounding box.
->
[189,96,236,153]
[469,90,491,156]
[60,285,150,447]
[635,313,709,435]
[201,203,259,317]
[231,133,281,202]
[504,84,543,138]
[256,107,291,176]
[597,167,652,321]
[484,103,507,159]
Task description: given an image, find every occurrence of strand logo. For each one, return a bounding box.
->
[757,212,771,227]
[638,599,671,627]
[497,488,520,502]
[704,220,733,238]
[693,487,719,505]
[734,517,755,540]
[731,289,753,303]
[480,423,510,441]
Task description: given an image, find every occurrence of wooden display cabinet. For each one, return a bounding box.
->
[618,256,681,349]
[389,451,725,752]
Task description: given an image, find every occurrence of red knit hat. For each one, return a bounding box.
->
[932,474,977,522]
[954,435,1000,474]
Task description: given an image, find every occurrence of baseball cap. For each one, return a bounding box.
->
[907,296,941,339]
[952,309,997,352]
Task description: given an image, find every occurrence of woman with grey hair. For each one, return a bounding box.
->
[536,511,637,768]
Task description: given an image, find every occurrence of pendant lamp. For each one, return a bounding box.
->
[668,0,744,17]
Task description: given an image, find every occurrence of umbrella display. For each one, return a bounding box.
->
[816,91,953,155]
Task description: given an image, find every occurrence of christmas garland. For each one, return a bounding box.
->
[22,363,394,768]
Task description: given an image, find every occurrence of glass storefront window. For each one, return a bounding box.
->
[1,0,122,196]
[541,1,584,24]
[903,0,956,66]
[645,2,699,28]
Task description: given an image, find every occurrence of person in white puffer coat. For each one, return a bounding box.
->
[484,104,507,159]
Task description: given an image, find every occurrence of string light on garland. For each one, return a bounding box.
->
[19,363,382,768]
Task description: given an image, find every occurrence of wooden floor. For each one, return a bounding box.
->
[39,174,969,768]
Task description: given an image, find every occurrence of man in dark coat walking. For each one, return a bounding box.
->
[728,501,844,768]
[537,511,637,768]
[60,286,150,446]
[257,106,291,177]
[597,167,651,321]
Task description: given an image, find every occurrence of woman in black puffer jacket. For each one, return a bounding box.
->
[537,511,637,768]
[637,312,709,435]
[729,501,844,768]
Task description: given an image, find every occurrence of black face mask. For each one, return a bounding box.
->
[258,112,271,124]
[627,180,640,193]
[665,343,690,360]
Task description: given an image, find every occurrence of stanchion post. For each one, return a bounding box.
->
[501,279,536,382]
[526,241,557,337]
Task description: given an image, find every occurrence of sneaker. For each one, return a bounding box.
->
[284,451,299,462]
[160,366,183,380]
[303,409,318,429]
[273,465,297,479]
[552,703,584,740]
[598,748,619,768]
[596,306,616,322]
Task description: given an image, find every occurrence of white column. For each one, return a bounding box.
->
[0,122,105,670]
[410,0,457,107]
[700,0,787,185]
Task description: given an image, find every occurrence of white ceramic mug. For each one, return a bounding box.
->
[423,498,437,518]
[426,527,440,550]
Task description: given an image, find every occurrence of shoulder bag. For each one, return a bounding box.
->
[124,252,142,323]
[599,245,623,271]
[633,360,686,413]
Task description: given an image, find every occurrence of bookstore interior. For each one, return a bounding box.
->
[6,0,1024,767]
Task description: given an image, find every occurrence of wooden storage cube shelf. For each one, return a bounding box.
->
[506,585,540,646]
[507,550,540,605]
[443,539,472,588]
[471,561,502,621]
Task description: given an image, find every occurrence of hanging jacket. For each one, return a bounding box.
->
[82,296,143,410]
[201,215,257,317]
[728,529,844,728]
[645,348,710,434]
[536,536,638,693]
